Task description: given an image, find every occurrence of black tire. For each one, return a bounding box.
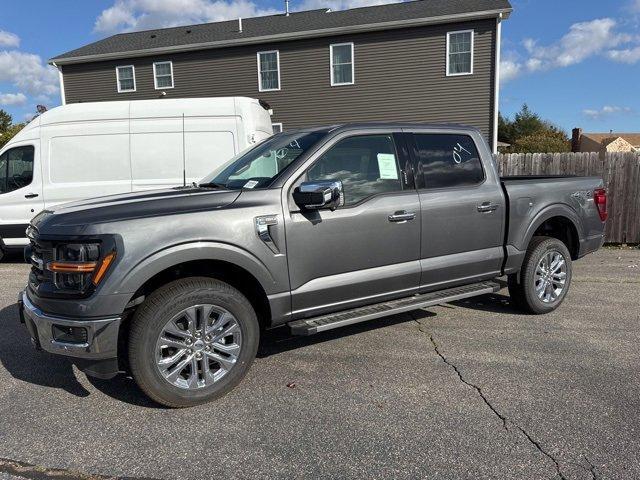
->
[508,236,572,314]
[128,277,259,408]
[0,247,4,263]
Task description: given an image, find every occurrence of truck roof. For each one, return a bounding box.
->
[297,122,482,135]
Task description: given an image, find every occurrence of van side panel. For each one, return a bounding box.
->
[41,118,131,208]
[130,117,184,190]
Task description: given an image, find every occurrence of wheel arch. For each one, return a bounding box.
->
[118,242,277,326]
[523,205,583,260]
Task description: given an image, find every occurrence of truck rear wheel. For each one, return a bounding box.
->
[128,277,259,408]
[508,236,572,314]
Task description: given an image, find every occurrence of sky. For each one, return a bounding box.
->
[1,0,639,133]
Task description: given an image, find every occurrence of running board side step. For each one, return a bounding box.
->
[288,281,501,336]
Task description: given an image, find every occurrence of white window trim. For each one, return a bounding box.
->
[446,29,474,77]
[153,61,174,90]
[272,123,283,134]
[330,42,355,86]
[116,65,136,93]
[257,50,281,92]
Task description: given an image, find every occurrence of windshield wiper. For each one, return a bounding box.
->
[198,181,228,189]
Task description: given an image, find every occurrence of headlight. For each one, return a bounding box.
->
[47,243,116,291]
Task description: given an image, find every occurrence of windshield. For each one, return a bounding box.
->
[199,130,328,190]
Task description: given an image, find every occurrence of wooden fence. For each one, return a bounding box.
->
[495,152,640,243]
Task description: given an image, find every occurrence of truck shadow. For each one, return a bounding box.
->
[0,302,93,399]
[0,291,521,408]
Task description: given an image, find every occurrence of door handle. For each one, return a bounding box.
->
[477,202,499,213]
[388,211,416,223]
[25,193,39,199]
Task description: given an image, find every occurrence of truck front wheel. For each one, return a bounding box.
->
[128,277,259,408]
[508,236,573,314]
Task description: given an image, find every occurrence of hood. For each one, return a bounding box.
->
[32,187,241,234]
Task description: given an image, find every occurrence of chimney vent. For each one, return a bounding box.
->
[285,0,290,16]
[571,127,582,153]
[238,17,243,32]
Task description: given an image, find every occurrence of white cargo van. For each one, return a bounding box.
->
[0,97,272,257]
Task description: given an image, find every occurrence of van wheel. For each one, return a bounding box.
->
[0,247,4,262]
[508,236,572,314]
[128,277,259,408]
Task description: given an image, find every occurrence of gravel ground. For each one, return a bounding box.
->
[0,247,638,480]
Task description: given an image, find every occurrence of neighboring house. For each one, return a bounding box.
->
[572,128,640,153]
[49,0,512,152]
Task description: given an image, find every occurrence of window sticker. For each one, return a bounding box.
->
[244,180,259,189]
[377,153,399,180]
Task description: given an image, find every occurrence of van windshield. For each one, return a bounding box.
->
[199,131,328,190]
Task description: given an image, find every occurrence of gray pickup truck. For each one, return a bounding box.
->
[19,124,607,407]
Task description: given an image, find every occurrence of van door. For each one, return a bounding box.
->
[0,143,44,247]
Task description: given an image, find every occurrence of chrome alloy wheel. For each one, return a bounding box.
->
[534,250,567,303]
[155,304,242,389]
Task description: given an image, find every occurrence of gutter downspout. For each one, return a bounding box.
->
[492,13,502,154]
[51,61,66,105]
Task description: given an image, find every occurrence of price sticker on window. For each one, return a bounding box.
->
[377,153,398,180]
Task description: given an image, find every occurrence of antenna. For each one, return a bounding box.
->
[238,17,242,32]
[285,0,290,16]
[182,113,186,187]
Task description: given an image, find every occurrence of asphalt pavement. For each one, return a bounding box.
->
[0,248,638,479]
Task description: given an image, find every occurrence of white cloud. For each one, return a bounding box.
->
[94,0,280,34]
[499,59,522,84]
[0,92,27,106]
[94,0,406,34]
[0,51,59,98]
[0,30,20,48]
[501,18,640,83]
[582,105,633,120]
[607,45,640,64]
[523,18,630,71]
[298,0,404,10]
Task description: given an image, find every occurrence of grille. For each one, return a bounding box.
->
[28,232,53,290]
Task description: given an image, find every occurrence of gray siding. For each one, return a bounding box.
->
[62,19,497,143]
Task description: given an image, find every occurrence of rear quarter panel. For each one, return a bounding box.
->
[503,176,605,253]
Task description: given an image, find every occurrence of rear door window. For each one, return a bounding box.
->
[412,133,484,189]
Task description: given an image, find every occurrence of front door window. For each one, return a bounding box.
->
[0,145,34,194]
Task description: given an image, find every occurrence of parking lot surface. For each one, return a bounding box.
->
[0,248,638,479]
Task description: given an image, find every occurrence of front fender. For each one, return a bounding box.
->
[115,241,278,296]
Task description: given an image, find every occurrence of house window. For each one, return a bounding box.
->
[330,43,354,86]
[272,123,283,134]
[257,51,280,92]
[153,61,174,89]
[447,30,474,76]
[116,65,136,92]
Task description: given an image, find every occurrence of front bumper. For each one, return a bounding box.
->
[19,290,121,361]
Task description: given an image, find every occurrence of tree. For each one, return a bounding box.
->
[0,109,25,149]
[499,104,570,153]
[0,110,12,132]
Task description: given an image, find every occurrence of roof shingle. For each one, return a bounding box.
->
[51,0,511,63]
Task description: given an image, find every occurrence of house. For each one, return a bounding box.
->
[571,128,640,153]
[49,0,512,152]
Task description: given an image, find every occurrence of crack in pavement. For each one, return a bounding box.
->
[0,457,160,480]
[412,316,569,480]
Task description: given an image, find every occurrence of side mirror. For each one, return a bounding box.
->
[293,180,343,211]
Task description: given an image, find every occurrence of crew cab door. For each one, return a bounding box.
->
[406,130,505,290]
[284,131,421,319]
